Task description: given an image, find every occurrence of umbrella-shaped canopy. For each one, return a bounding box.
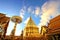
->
[11,16,22,23]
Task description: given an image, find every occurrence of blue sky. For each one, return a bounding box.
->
[0,0,60,36]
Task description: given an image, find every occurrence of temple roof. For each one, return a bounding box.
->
[0,13,6,18]
[50,15,60,23]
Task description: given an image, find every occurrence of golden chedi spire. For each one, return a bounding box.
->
[26,16,38,28]
[23,17,40,37]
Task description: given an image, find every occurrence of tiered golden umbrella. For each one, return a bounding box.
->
[11,16,22,40]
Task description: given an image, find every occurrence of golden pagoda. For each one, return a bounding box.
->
[23,17,40,37]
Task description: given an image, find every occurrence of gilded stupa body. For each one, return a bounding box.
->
[23,17,40,37]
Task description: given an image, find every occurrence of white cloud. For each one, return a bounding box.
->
[35,7,40,16]
[38,0,60,31]
[20,6,26,18]
[6,15,12,17]
[32,10,35,14]
[27,6,40,16]
[28,7,32,13]
[27,6,35,14]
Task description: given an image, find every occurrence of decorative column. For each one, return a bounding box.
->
[11,16,22,40]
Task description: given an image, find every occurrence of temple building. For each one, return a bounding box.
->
[23,17,40,38]
[46,15,60,40]
[0,13,10,39]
